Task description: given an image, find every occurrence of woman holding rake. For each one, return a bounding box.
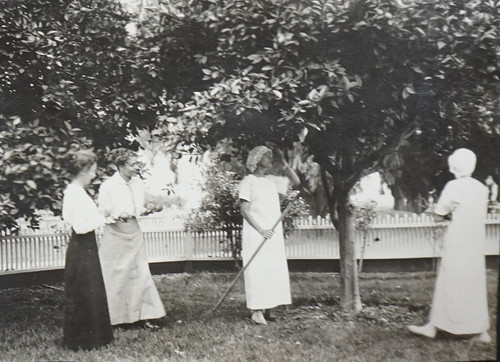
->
[239,146,300,325]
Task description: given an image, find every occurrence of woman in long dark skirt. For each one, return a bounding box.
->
[62,149,113,350]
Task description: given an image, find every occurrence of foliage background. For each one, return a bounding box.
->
[185,153,309,261]
[1,0,498,231]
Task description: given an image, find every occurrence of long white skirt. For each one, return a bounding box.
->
[98,219,165,325]
[242,221,291,310]
[429,222,489,334]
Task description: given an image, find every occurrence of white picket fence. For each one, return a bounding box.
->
[1,213,499,272]
[288,213,500,259]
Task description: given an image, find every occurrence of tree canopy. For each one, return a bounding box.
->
[0,0,163,229]
[144,0,498,208]
[141,0,499,312]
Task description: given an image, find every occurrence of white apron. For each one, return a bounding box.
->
[99,219,165,325]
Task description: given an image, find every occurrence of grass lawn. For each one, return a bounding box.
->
[0,270,496,361]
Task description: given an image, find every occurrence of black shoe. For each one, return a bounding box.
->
[263,310,276,322]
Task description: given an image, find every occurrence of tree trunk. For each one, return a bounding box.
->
[391,185,407,211]
[358,233,367,274]
[335,191,362,314]
[407,194,423,214]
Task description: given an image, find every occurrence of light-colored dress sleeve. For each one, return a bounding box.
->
[98,174,146,219]
[434,182,459,216]
[130,177,147,216]
[268,175,290,195]
[63,184,106,234]
[97,181,113,219]
[239,176,253,202]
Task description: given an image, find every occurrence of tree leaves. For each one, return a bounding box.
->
[0,0,153,230]
[2,0,498,231]
[144,0,498,206]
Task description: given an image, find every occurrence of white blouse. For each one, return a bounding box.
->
[98,172,146,219]
[239,174,289,202]
[62,183,106,234]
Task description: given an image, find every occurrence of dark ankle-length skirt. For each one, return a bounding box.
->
[64,230,113,350]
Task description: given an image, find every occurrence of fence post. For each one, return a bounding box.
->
[184,230,194,273]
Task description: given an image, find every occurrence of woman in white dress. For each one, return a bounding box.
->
[408,148,491,343]
[239,146,300,325]
[98,148,165,328]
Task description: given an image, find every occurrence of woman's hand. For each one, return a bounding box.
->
[433,214,449,223]
[143,203,163,215]
[275,148,300,187]
[115,212,133,222]
[260,229,275,239]
[241,200,276,239]
[275,149,287,169]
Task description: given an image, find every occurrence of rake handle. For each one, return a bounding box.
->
[211,201,296,314]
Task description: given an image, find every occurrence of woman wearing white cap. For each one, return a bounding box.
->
[238,146,300,325]
[408,148,491,343]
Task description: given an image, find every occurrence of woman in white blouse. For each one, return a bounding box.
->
[62,149,113,350]
[239,146,300,325]
[98,148,165,329]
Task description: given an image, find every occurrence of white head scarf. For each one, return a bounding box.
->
[448,148,476,178]
[246,146,271,172]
